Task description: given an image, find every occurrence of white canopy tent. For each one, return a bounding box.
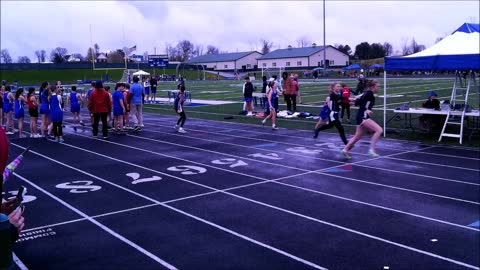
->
[383,23,480,137]
[132,70,150,76]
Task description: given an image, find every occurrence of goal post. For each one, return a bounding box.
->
[261,66,284,79]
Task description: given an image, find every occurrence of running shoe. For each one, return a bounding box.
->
[341,149,351,160]
[368,149,380,158]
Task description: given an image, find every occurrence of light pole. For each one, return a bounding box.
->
[323,0,327,77]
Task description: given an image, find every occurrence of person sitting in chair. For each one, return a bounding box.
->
[419,91,443,132]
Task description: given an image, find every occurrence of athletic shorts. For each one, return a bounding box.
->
[113,107,124,116]
[71,103,80,113]
[244,97,253,102]
[39,104,50,115]
[14,109,24,119]
[29,107,39,118]
[151,87,157,94]
[144,87,150,95]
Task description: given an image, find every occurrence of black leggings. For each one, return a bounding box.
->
[341,104,350,119]
[53,121,63,137]
[316,119,348,145]
[177,111,186,127]
[93,112,108,137]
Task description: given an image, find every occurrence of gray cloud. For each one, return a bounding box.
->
[1,1,478,61]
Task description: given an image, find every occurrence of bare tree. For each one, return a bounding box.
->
[206,45,219,55]
[383,42,393,56]
[35,50,42,63]
[40,50,46,62]
[86,47,95,62]
[194,44,204,57]
[296,36,311,48]
[50,47,68,63]
[400,38,411,55]
[165,43,180,61]
[176,40,194,61]
[409,38,425,54]
[17,56,31,63]
[0,49,13,63]
[107,50,124,63]
[94,43,100,55]
[261,39,273,55]
[71,53,84,61]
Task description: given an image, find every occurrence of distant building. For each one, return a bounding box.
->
[186,51,263,71]
[96,53,107,63]
[257,45,349,69]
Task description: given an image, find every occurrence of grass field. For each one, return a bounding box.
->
[1,68,478,146]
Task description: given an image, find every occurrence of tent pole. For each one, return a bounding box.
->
[383,71,387,137]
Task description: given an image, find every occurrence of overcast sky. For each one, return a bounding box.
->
[1,1,478,62]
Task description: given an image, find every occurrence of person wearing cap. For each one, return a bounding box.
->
[419,90,442,132]
[88,81,112,139]
[354,74,366,95]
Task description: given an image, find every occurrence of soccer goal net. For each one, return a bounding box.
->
[261,67,284,79]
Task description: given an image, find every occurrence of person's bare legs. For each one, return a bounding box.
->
[343,125,365,153]
[361,119,383,155]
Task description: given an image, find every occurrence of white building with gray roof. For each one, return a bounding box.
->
[186,51,263,71]
[257,45,349,69]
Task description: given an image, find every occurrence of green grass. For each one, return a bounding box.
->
[2,67,477,146]
[0,68,219,85]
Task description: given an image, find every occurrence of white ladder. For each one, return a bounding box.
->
[439,71,477,144]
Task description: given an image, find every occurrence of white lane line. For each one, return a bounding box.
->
[13,173,178,270]
[142,121,479,183]
[22,203,159,233]
[10,145,327,270]
[13,253,29,270]
[384,156,480,172]
[121,132,479,205]
[12,145,479,269]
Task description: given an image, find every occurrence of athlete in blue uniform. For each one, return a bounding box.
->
[67,86,85,131]
[49,86,64,142]
[261,79,279,130]
[112,83,126,133]
[2,85,14,134]
[38,81,51,138]
[342,80,383,159]
[14,88,27,138]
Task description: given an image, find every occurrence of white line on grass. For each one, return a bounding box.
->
[13,173,178,270]
[11,145,479,269]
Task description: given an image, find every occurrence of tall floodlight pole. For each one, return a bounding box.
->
[323,0,327,76]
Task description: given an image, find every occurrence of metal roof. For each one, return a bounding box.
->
[186,51,261,63]
[258,46,328,60]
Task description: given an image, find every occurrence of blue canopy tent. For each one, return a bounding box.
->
[343,64,363,70]
[383,22,480,137]
[312,67,324,71]
[369,64,383,69]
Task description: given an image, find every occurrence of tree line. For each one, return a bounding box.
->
[0,37,430,64]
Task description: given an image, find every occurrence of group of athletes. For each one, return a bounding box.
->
[1,74,380,159]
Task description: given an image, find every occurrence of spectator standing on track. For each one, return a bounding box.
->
[173,85,187,133]
[67,86,85,131]
[50,86,64,142]
[14,88,27,138]
[27,87,41,138]
[86,82,95,124]
[354,74,366,95]
[112,83,126,134]
[129,76,144,131]
[123,84,132,129]
[3,86,15,135]
[88,81,112,139]
[150,76,158,104]
[342,79,383,159]
[293,74,301,104]
[313,82,348,145]
[38,81,51,138]
[243,77,254,116]
[261,79,279,130]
